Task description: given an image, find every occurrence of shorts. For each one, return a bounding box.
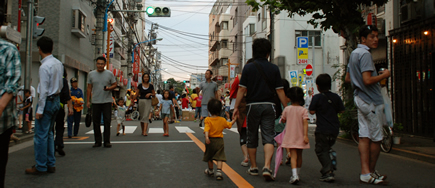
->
[225,106,230,112]
[161,113,170,119]
[354,96,384,142]
[203,138,226,162]
[116,117,125,125]
[246,104,276,148]
[201,104,210,117]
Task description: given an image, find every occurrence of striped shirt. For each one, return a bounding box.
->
[0,39,21,134]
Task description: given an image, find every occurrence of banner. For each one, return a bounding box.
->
[133,45,140,74]
[230,65,236,78]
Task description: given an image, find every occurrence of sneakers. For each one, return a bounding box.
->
[216,169,223,180]
[319,171,335,182]
[262,167,275,181]
[240,159,249,167]
[247,167,259,176]
[372,170,387,180]
[289,175,300,184]
[360,174,385,185]
[204,168,214,176]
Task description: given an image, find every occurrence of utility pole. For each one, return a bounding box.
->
[126,1,134,88]
[269,8,274,64]
[94,0,105,62]
[23,0,34,133]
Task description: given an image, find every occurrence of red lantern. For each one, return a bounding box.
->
[112,69,116,76]
[109,64,113,72]
[120,74,123,80]
[123,79,128,86]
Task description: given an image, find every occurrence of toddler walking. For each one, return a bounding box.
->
[113,98,127,136]
[158,90,173,136]
[281,87,310,184]
[203,98,236,180]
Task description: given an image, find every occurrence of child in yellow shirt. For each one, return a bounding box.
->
[203,98,237,180]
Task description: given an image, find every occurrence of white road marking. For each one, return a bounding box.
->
[64,140,194,144]
[228,127,238,133]
[148,128,164,133]
[85,126,113,134]
[199,127,226,134]
[175,126,195,133]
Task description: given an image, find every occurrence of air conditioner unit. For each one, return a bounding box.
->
[400,3,417,24]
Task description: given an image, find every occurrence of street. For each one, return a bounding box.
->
[5,119,435,187]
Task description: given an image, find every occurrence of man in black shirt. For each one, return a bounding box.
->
[233,38,287,181]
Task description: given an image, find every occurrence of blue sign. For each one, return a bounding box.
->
[297,37,309,48]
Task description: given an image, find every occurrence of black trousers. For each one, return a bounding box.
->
[54,107,66,149]
[0,127,13,188]
[92,103,112,144]
[315,132,337,175]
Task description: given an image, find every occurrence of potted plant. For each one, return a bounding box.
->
[393,123,404,144]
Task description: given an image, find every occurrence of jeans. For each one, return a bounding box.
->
[54,107,65,149]
[67,110,81,136]
[315,132,337,175]
[0,127,13,187]
[195,107,201,119]
[92,103,112,144]
[34,96,60,172]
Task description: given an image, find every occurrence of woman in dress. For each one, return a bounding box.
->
[132,73,155,136]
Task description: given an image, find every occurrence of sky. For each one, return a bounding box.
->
[144,0,215,81]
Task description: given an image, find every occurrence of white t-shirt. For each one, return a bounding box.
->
[224,96,230,106]
[156,94,163,106]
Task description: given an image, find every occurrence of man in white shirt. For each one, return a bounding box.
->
[25,37,63,175]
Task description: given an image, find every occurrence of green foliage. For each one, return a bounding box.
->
[166,78,186,94]
[393,123,404,137]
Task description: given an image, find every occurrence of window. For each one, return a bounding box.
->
[249,24,255,36]
[234,35,238,51]
[234,8,238,27]
[221,40,228,48]
[71,8,87,38]
[222,58,228,66]
[258,13,261,22]
[221,21,228,30]
[262,8,267,31]
[295,30,322,47]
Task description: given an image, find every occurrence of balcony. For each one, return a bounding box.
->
[209,51,219,66]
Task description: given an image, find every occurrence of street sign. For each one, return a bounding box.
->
[217,75,223,81]
[306,64,313,76]
[297,37,308,64]
[298,73,304,86]
[289,70,298,86]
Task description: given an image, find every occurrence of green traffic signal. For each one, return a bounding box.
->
[164,81,167,84]
[146,6,154,15]
[183,80,186,83]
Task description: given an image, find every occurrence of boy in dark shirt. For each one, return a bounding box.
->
[308,74,345,182]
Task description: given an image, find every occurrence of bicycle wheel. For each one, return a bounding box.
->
[350,121,359,145]
[131,111,140,121]
[380,126,393,153]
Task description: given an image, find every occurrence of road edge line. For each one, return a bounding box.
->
[185,133,254,188]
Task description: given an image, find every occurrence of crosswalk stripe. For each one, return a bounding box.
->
[85,126,113,134]
[148,128,164,133]
[175,126,195,133]
[199,127,227,134]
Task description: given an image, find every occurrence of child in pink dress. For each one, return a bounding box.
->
[281,87,310,185]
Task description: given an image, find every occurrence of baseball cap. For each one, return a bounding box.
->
[70,77,78,83]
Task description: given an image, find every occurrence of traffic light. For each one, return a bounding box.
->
[164,81,167,84]
[146,6,171,17]
[33,16,45,38]
[183,80,186,83]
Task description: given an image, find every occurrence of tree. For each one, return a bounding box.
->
[166,78,186,94]
[246,0,388,132]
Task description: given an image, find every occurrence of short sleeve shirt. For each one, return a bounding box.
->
[239,58,283,104]
[87,70,117,104]
[309,92,345,135]
[203,116,232,138]
[160,99,173,114]
[199,81,218,105]
[138,83,154,99]
[347,44,383,105]
[117,105,127,119]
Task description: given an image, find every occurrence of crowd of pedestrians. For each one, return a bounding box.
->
[0,24,391,187]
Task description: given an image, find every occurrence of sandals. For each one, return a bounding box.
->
[215,169,223,180]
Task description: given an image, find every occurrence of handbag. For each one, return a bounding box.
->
[252,61,282,118]
[151,96,159,106]
[85,107,92,127]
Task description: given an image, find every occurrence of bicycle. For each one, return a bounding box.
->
[350,121,394,153]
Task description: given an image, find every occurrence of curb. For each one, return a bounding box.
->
[336,136,435,164]
[9,133,34,147]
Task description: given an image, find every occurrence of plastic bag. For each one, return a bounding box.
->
[381,87,393,128]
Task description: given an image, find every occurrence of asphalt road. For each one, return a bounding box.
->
[5,119,435,187]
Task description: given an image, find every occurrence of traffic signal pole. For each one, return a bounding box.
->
[23,0,34,133]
